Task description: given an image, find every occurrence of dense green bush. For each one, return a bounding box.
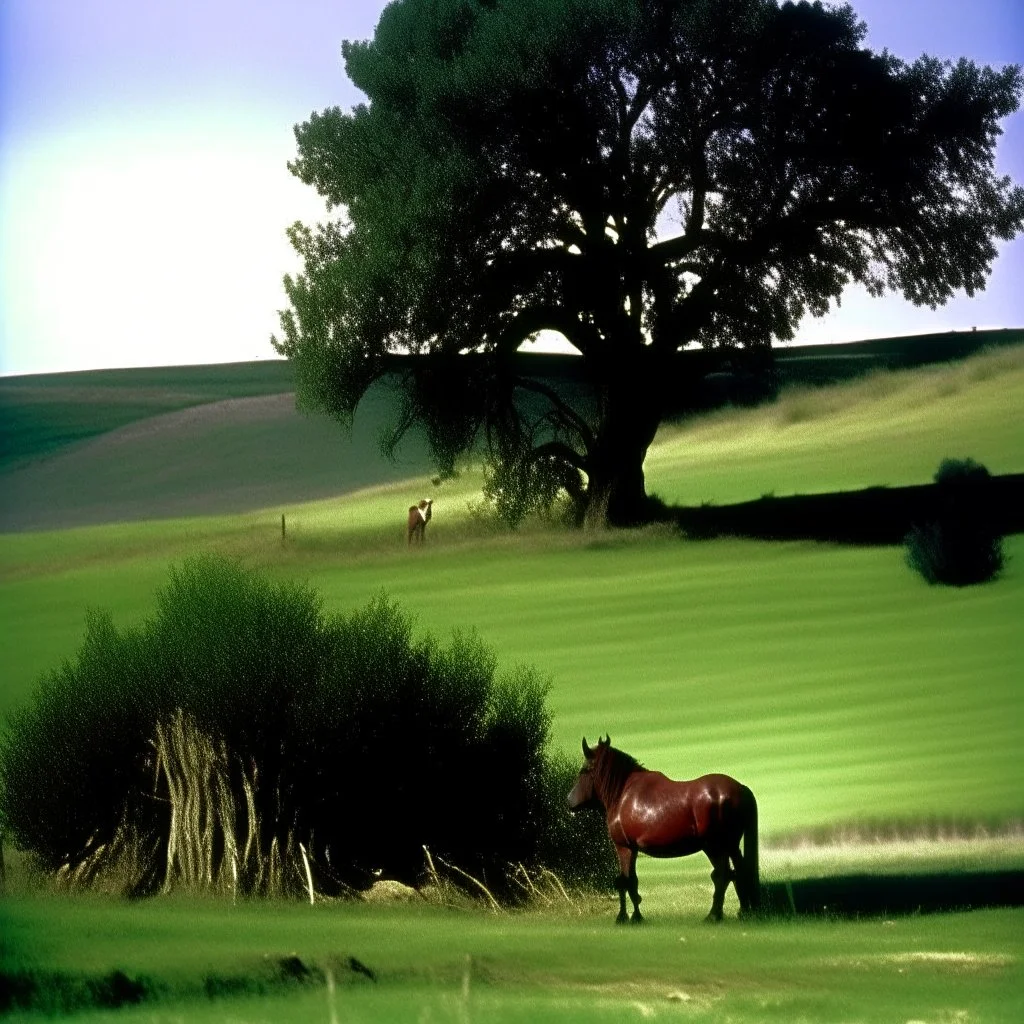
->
[0,556,613,900]
[477,451,583,529]
[905,458,1005,586]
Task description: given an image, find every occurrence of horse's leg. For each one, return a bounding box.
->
[730,846,749,913]
[627,852,643,924]
[614,846,637,924]
[705,851,733,922]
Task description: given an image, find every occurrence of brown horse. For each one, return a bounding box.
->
[407,498,432,545]
[568,736,759,924]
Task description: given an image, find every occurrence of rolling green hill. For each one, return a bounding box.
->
[648,343,1024,505]
[4,328,1018,472]
[1,343,1021,835]
[1,342,1022,1023]
[0,360,294,468]
[2,338,1022,533]
[0,378,431,532]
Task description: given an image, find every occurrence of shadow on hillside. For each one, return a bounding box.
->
[760,871,1024,917]
[667,473,1024,545]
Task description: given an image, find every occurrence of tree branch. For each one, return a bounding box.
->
[513,376,596,450]
[686,145,708,237]
[483,245,585,293]
[645,229,719,266]
[529,439,589,475]
[491,304,602,357]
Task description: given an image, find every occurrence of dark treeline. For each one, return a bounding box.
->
[381,328,1024,418]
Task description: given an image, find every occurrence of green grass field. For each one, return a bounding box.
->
[1,345,1022,1020]
[0,376,431,532]
[2,895,1021,1022]
[648,344,1024,504]
[0,360,294,468]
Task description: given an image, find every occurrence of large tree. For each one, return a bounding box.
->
[274,0,1023,527]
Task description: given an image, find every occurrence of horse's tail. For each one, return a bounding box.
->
[741,786,760,912]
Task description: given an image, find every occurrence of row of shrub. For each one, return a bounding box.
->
[0,557,613,900]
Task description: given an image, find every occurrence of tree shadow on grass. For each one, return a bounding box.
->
[761,871,1024,917]
[666,474,1024,545]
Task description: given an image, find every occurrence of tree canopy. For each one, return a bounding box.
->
[274,0,1024,527]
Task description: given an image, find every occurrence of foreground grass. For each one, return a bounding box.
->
[1,891,1021,1022]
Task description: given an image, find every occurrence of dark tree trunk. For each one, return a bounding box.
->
[582,357,664,529]
[583,451,651,529]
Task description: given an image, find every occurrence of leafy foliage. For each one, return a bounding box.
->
[906,458,1005,586]
[0,557,613,899]
[480,449,583,529]
[275,0,1024,526]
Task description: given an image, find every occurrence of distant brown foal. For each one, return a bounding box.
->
[407,498,432,545]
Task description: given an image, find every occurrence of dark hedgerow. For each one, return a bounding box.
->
[0,556,613,900]
[905,458,1005,586]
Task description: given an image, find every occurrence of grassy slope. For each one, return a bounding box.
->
[648,344,1024,505]
[0,360,294,467]
[1,348,1023,1022]
[7,530,1018,833]
[3,328,1019,475]
[1,349,1022,833]
[3,346,1021,533]
[0,379,430,533]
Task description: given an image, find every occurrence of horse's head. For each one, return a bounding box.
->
[567,734,611,811]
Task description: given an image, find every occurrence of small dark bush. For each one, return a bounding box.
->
[905,457,1005,586]
[0,969,154,1016]
[0,556,613,900]
[932,456,990,487]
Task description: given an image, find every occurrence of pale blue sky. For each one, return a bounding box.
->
[1,0,1021,376]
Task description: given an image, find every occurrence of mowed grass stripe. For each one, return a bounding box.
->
[1,896,1020,1022]
[2,526,1017,838]
[309,535,1021,833]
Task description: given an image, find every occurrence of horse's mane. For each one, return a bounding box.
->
[593,745,646,803]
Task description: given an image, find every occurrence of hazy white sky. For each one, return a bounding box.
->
[1,0,1022,376]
